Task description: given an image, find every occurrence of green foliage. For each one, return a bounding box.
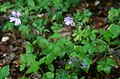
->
[2,22,14,31]
[33,36,74,65]
[1,0,120,78]
[108,24,120,39]
[73,26,98,42]
[42,72,54,79]
[100,24,120,42]
[97,57,116,74]
[20,41,40,74]
[73,9,92,26]
[55,69,71,79]
[0,65,10,79]
[26,41,34,54]
[18,25,30,38]
[108,8,120,24]
[0,2,13,12]
[32,19,46,33]
[27,0,35,8]
[48,64,54,72]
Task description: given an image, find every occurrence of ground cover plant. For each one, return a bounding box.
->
[0,0,120,79]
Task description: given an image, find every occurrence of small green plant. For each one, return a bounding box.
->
[108,8,120,24]
[20,41,40,74]
[97,57,116,74]
[73,9,92,27]
[1,1,120,79]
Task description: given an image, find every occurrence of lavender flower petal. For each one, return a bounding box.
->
[16,11,21,17]
[82,63,86,68]
[9,17,17,22]
[64,16,74,26]
[12,10,17,17]
[15,18,21,26]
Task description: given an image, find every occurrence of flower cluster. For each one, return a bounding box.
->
[68,59,86,68]
[9,10,21,26]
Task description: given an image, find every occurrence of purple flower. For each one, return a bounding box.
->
[68,60,72,64]
[64,16,74,26]
[81,60,86,68]
[82,63,86,68]
[111,49,116,53]
[9,10,21,26]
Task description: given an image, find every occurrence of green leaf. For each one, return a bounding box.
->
[26,41,34,54]
[46,53,55,65]
[26,61,39,73]
[104,30,113,42]
[108,24,120,38]
[65,61,72,70]
[20,64,26,71]
[35,36,49,49]
[106,58,116,66]
[82,40,97,55]
[100,29,105,35]
[103,66,111,74]
[18,25,30,37]
[39,57,46,65]
[96,39,107,53]
[108,8,120,20]
[20,54,27,64]
[45,45,61,64]
[97,58,113,74]
[48,64,54,72]
[20,53,36,66]
[97,65,103,72]
[0,65,10,79]
[45,72,54,78]
[26,54,36,64]
[89,30,98,41]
